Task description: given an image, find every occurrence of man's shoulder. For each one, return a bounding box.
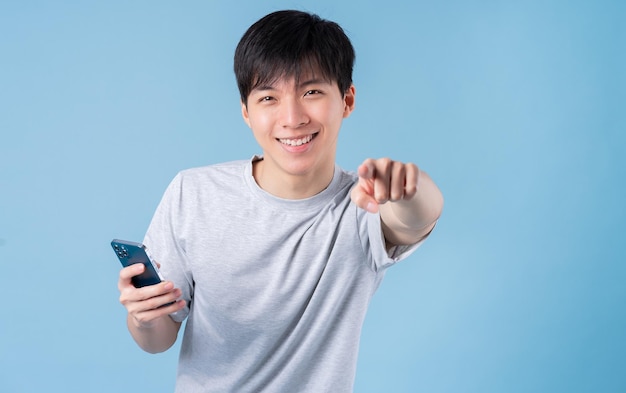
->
[160,159,251,199]
[176,159,250,179]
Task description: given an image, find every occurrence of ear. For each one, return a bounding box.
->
[241,101,251,128]
[342,85,356,118]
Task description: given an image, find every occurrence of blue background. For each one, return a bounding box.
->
[1,1,624,392]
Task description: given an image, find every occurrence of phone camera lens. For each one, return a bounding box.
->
[113,244,129,258]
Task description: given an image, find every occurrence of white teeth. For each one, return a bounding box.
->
[279,134,314,146]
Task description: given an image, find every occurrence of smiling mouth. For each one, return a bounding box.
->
[277,132,318,147]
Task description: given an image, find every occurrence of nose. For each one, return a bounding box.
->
[279,98,309,128]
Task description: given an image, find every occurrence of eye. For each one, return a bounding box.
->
[258,96,274,103]
[304,89,322,96]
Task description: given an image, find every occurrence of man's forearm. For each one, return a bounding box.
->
[127,313,182,354]
[380,170,444,246]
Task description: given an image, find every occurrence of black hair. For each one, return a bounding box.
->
[234,10,355,105]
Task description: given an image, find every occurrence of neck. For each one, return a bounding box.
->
[252,158,335,199]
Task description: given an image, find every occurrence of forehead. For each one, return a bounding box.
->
[250,74,334,92]
[250,59,334,91]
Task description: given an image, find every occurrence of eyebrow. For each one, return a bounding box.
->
[298,78,328,88]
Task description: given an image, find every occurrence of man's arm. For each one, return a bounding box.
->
[350,158,444,247]
[118,263,186,353]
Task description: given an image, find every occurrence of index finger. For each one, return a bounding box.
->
[118,263,145,289]
[357,159,376,180]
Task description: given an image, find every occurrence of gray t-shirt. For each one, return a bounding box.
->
[144,157,423,392]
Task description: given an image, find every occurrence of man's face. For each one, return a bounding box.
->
[241,74,355,183]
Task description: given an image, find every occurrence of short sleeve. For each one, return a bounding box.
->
[143,174,193,322]
[364,210,430,272]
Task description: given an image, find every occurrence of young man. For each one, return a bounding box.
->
[118,9,443,392]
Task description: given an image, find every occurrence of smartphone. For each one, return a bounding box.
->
[111,239,165,288]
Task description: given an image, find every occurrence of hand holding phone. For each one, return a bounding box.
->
[111,239,165,287]
[113,238,182,313]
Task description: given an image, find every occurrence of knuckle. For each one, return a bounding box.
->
[119,290,133,306]
[392,166,405,181]
[133,314,149,326]
[405,180,418,194]
[375,190,389,203]
[378,158,392,173]
[147,297,166,310]
[390,190,403,201]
